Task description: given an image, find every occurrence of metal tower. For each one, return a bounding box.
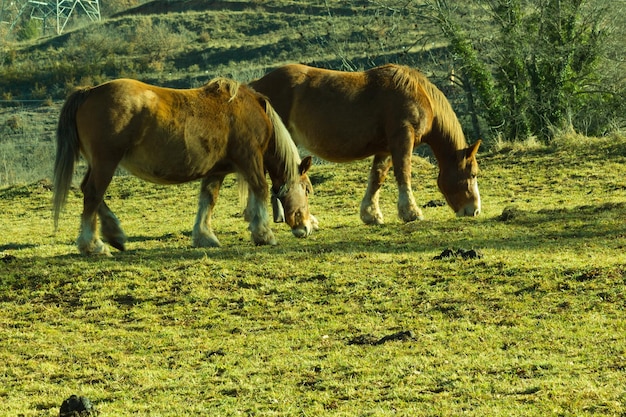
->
[1,0,101,36]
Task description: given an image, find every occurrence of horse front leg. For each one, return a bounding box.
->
[241,164,276,245]
[246,187,277,245]
[360,154,392,225]
[390,131,423,223]
[99,201,127,251]
[192,175,224,248]
[78,165,115,256]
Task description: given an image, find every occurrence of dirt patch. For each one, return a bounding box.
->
[59,395,97,416]
[423,199,446,208]
[497,205,526,221]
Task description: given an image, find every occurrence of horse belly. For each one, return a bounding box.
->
[290,118,385,163]
[120,147,217,185]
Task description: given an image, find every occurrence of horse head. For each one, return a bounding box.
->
[272,156,315,237]
[437,140,481,217]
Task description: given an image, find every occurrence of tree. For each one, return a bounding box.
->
[430,0,615,141]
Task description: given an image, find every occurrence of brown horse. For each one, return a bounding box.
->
[250,64,481,224]
[53,77,314,255]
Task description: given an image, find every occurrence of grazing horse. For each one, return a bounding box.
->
[53,77,314,255]
[250,63,481,224]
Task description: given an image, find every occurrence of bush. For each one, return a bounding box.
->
[430,0,621,141]
[16,19,40,41]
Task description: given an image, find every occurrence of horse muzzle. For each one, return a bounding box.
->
[456,203,481,217]
[291,222,312,238]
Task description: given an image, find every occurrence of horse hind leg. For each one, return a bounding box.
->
[192,175,224,248]
[360,154,392,225]
[99,201,127,251]
[78,165,116,255]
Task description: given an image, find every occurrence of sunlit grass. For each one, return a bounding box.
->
[1,134,626,416]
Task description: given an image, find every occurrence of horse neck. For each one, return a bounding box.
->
[423,119,467,169]
[264,143,298,192]
[418,74,468,167]
[263,100,300,190]
[264,152,286,189]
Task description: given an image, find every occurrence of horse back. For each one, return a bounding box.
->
[251,64,434,161]
[74,78,272,184]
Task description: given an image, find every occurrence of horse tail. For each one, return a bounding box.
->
[263,98,300,182]
[53,87,91,230]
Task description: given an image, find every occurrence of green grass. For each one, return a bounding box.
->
[1,133,626,416]
[1,2,624,414]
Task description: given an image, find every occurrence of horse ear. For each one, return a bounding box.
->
[299,156,313,175]
[467,140,481,160]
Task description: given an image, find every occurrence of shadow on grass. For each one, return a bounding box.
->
[2,202,624,307]
[4,201,622,265]
[97,201,626,262]
[1,243,39,251]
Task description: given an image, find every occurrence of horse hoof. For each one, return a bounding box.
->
[256,241,278,246]
[78,239,112,256]
[254,238,278,246]
[193,235,221,248]
[402,214,424,223]
[253,234,277,246]
[361,214,384,225]
[93,242,112,256]
[85,245,112,257]
[360,207,384,225]
[400,208,424,222]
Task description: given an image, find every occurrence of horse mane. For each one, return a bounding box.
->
[236,96,301,211]
[388,65,468,149]
[202,78,299,180]
[264,99,301,183]
[206,77,240,102]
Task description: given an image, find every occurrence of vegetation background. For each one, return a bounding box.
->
[1,0,624,184]
[0,1,625,416]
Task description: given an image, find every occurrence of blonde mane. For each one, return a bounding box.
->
[390,65,468,150]
[265,100,301,183]
[205,78,299,180]
[207,77,240,102]
[238,97,302,209]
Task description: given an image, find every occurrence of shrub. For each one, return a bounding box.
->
[16,19,40,41]
[430,0,620,141]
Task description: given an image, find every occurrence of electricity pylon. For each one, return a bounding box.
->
[0,0,101,36]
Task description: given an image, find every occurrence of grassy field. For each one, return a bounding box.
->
[1,0,443,96]
[1,132,625,416]
[1,0,625,415]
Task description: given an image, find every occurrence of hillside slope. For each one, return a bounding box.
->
[2,0,443,98]
[0,0,455,186]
